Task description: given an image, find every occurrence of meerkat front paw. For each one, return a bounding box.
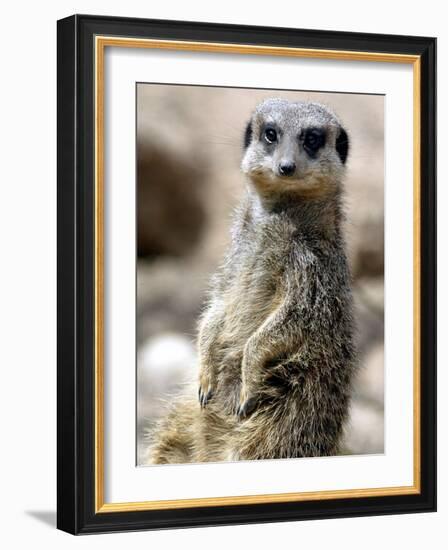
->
[198,373,214,408]
[235,387,258,419]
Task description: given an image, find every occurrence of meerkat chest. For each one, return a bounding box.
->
[222,223,291,336]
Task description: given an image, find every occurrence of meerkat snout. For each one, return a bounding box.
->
[278,161,296,177]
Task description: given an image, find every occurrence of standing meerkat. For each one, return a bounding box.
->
[149,98,356,464]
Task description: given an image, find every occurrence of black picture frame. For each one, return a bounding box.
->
[57,14,436,534]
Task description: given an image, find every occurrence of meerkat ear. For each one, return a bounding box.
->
[336,127,349,164]
[243,121,253,149]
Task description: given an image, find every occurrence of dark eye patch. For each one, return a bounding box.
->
[243,121,253,149]
[302,128,326,157]
[336,127,349,164]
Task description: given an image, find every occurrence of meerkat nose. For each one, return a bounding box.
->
[279,162,296,177]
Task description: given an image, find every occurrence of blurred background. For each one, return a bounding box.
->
[136,84,384,465]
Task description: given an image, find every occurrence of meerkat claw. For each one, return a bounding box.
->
[236,396,257,419]
[199,387,213,408]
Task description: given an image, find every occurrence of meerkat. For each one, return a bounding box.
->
[149,98,356,464]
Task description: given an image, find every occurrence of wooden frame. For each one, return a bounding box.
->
[57,14,436,534]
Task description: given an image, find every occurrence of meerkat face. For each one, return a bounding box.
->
[241,99,349,197]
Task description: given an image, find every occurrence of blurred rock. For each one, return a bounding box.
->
[138,332,197,394]
[346,189,384,279]
[137,143,207,257]
[344,400,384,455]
[137,86,212,258]
[137,332,195,410]
[355,343,384,406]
[137,258,210,346]
[356,277,384,315]
[353,277,384,356]
[137,332,198,464]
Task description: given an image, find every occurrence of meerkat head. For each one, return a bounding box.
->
[241,99,349,198]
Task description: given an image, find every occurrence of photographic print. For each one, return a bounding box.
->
[136,84,385,466]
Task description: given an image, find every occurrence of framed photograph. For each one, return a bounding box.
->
[57,14,436,534]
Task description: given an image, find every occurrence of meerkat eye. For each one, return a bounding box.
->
[264,127,278,144]
[303,128,326,156]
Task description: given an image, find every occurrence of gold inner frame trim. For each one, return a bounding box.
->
[94,35,421,514]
